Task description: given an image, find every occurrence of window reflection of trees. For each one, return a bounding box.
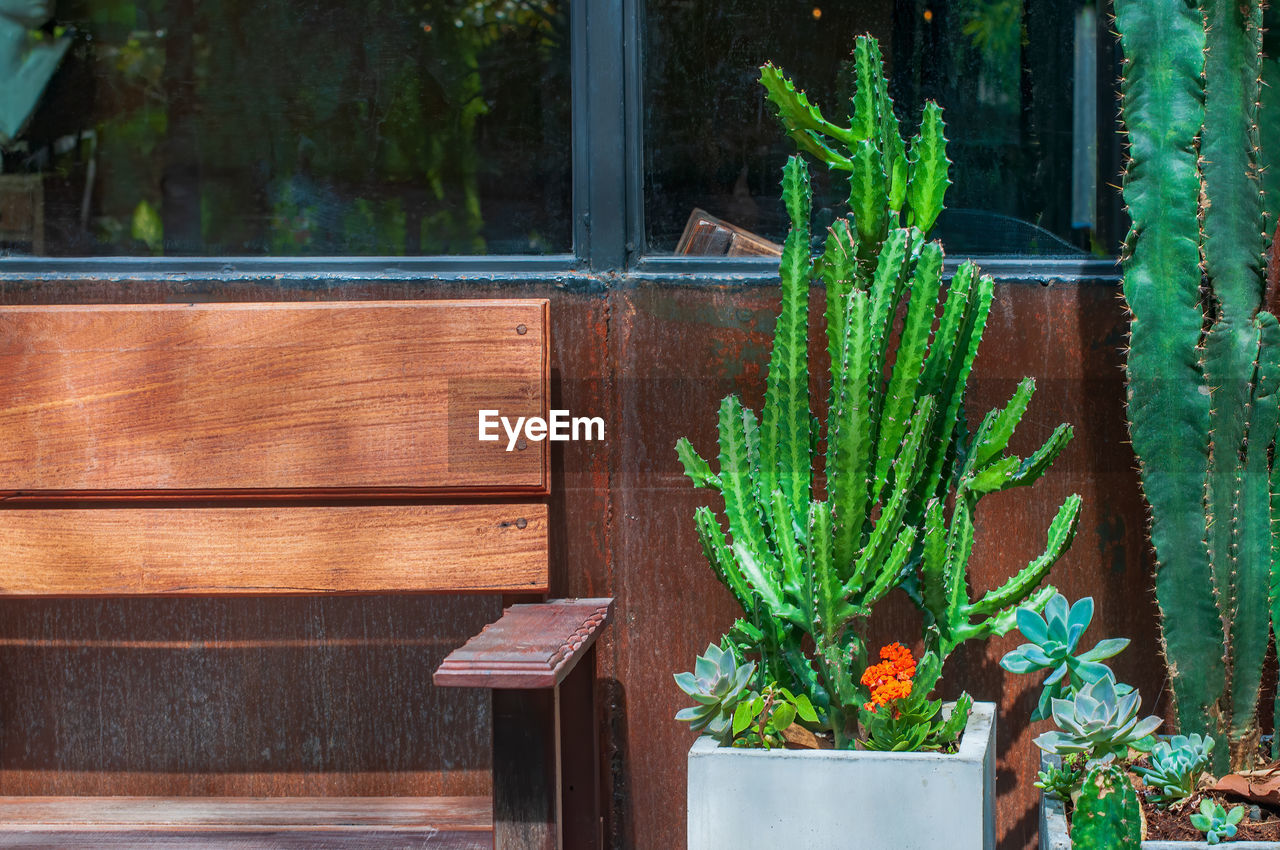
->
[645,0,1105,256]
[20,0,569,256]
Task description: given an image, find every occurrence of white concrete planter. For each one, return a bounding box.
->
[687,701,995,850]
[1038,753,1280,849]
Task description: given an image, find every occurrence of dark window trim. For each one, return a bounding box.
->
[0,0,1122,285]
[628,255,1121,286]
[0,255,1121,289]
[0,255,581,281]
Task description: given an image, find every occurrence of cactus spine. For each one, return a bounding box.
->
[676,35,1082,749]
[1116,0,1280,772]
[1070,763,1143,850]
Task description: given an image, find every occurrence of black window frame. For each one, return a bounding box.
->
[0,0,1121,287]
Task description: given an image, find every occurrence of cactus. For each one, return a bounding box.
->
[1115,0,1280,773]
[676,34,1082,749]
[673,643,758,745]
[1071,763,1143,850]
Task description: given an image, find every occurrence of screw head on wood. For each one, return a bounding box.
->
[516,324,527,335]
[516,518,528,529]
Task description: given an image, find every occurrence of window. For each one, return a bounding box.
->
[0,0,1121,272]
[643,0,1121,259]
[0,0,570,257]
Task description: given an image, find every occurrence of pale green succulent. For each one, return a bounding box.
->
[674,643,757,745]
[1135,734,1214,807]
[1033,674,1161,762]
[1035,757,1083,801]
[999,594,1130,721]
[1190,799,1245,845]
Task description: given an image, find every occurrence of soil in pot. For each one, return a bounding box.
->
[1140,791,1280,842]
[1058,773,1280,842]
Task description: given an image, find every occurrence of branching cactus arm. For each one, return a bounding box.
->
[1233,314,1280,754]
[919,379,1082,660]
[761,158,813,535]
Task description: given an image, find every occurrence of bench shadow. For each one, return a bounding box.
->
[0,594,500,796]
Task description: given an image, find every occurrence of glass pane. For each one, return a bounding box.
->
[0,0,570,257]
[644,1,1116,257]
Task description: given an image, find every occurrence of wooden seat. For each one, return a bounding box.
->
[0,797,492,848]
[0,300,610,849]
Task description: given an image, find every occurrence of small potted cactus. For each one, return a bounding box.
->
[673,34,1082,850]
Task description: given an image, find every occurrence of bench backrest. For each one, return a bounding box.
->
[0,300,550,596]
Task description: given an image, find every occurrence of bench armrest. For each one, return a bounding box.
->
[433,598,613,689]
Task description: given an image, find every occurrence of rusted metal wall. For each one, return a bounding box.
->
[0,275,1154,850]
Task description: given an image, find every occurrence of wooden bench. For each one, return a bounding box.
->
[0,300,610,849]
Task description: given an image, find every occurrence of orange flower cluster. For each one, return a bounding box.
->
[860,642,917,713]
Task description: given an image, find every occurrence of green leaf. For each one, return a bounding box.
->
[771,702,797,732]
[733,699,756,736]
[1078,638,1130,663]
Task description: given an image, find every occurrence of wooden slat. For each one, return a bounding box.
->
[0,505,547,595]
[0,796,491,828]
[0,301,548,496]
[0,832,491,848]
[0,796,492,848]
[434,599,613,689]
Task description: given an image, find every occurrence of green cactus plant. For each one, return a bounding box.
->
[1071,762,1143,850]
[675,34,1082,749]
[1115,0,1280,773]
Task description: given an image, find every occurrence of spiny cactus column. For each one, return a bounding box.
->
[676,34,1081,748]
[1116,0,1279,772]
